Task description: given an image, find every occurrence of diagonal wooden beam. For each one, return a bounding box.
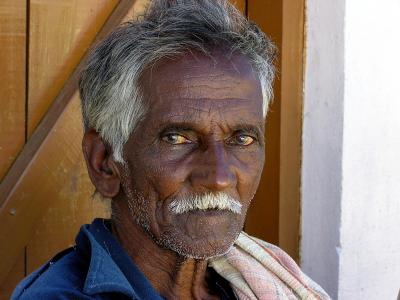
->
[0,0,135,284]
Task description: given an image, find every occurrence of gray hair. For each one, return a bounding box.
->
[79,0,276,163]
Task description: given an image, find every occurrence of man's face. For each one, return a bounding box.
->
[119,50,265,258]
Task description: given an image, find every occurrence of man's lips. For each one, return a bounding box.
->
[183,209,232,216]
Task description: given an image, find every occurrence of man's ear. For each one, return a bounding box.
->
[82,129,121,198]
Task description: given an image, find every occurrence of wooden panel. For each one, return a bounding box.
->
[0,1,135,285]
[0,93,110,282]
[0,0,26,180]
[0,0,27,297]
[246,0,282,246]
[27,0,119,137]
[230,0,246,14]
[26,94,110,272]
[0,251,25,300]
[278,0,305,262]
[26,0,149,274]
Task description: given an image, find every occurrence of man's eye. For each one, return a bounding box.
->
[228,135,255,146]
[162,133,191,145]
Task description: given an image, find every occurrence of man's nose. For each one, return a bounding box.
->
[189,142,237,191]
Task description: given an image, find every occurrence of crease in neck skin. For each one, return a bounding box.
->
[111,203,222,300]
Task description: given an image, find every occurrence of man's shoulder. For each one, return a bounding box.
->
[11,247,90,299]
[11,219,138,300]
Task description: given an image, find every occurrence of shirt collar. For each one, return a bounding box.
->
[76,218,161,300]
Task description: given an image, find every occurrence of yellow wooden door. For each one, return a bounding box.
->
[0,1,138,297]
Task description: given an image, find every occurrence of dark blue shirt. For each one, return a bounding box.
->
[12,219,236,299]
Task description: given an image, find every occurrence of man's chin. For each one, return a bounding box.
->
[155,229,240,260]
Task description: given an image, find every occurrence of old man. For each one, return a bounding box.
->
[13,0,330,299]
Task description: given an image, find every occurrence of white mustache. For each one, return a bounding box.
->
[169,192,242,215]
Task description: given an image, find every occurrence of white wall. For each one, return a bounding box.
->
[302,0,400,299]
[301,0,345,298]
[339,1,400,299]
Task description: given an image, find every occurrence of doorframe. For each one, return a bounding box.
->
[279,0,305,262]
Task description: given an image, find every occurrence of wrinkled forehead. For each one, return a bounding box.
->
[140,50,264,120]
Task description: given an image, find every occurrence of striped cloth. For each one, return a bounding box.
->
[210,232,331,300]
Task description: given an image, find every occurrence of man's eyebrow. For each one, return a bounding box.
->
[231,123,264,137]
[158,123,198,134]
[157,122,264,136]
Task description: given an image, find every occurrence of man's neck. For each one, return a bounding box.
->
[111,202,220,300]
